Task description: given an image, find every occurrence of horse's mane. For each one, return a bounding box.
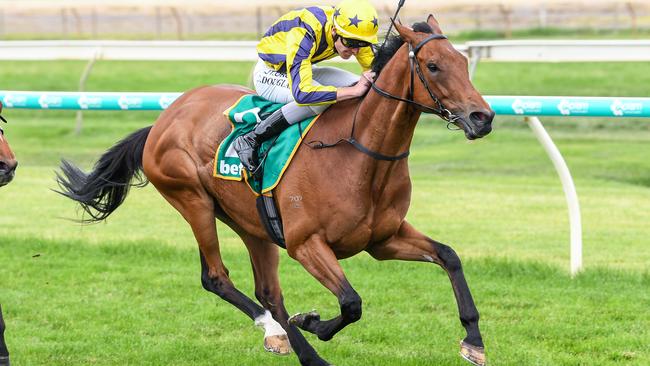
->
[371,22,434,74]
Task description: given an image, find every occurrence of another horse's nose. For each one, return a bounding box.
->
[0,159,17,175]
[0,160,16,186]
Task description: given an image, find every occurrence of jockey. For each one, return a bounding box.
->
[233,0,379,174]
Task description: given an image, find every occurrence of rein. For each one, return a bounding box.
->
[0,101,6,124]
[0,110,6,135]
[309,32,459,161]
[308,100,409,161]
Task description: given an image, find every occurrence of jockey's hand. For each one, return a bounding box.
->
[357,71,375,90]
[361,71,376,85]
[336,71,377,101]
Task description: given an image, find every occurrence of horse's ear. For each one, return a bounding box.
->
[393,18,417,44]
[427,14,443,34]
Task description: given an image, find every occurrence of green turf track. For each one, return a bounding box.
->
[0,60,649,365]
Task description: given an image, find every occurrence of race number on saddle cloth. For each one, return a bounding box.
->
[214,95,319,195]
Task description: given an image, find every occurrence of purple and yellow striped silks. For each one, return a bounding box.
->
[257,6,374,106]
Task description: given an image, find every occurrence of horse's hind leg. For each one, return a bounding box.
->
[154,184,268,331]
[240,236,291,355]
[0,305,9,366]
[287,235,363,342]
[243,236,331,366]
[366,220,485,366]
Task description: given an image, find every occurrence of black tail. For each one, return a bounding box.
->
[56,126,152,223]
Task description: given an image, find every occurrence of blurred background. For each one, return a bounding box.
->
[1,0,649,41]
[1,1,649,365]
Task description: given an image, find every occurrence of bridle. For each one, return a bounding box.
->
[0,100,6,134]
[0,109,6,135]
[371,33,461,124]
[308,32,461,161]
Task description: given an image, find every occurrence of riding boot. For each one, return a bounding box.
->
[232,109,290,174]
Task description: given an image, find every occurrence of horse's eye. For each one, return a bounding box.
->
[427,63,439,73]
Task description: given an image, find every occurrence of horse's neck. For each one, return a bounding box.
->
[359,47,420,157]
[353,47,421,178]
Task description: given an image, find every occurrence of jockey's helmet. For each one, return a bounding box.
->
[332,0,379,44]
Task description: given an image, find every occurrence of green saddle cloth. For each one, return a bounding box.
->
[214,94,318,195]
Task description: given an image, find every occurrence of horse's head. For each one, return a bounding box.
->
[0,101,17,187]
[394,15,494,140]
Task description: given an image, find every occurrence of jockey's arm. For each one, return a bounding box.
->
[337,46,376,101]
[335,72,374,101]
[286,30,375,105]
[285,30,338,106]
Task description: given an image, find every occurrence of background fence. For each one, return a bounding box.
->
[1,0,649,40]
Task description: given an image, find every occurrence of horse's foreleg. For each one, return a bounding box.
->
[366,220,485,366]
[0,305,9,366]
[288,235,362,342]
[245,236,331,366]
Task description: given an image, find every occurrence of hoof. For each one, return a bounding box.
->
[289,310,320,329]
[460,340,485,366]
[264,334,292,355]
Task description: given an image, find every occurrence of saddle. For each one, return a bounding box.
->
[215,94,321,248]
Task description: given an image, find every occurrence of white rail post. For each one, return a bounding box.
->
[75,47,101,134]
[468,45,482,80]
[525,116,583,276]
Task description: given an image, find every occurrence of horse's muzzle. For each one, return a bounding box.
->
[461,109,494,140]
[0,160,17,186]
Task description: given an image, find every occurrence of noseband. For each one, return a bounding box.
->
[371,33,460,123]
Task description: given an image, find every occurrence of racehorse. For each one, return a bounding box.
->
[0,100,16,366]
[0,102,17,188]
[57,16,494,366]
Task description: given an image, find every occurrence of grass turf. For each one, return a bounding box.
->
[1,238,648,365]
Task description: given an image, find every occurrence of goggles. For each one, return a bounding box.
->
[340,37,371,49]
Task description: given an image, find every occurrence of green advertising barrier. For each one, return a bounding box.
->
[2,91,650,118]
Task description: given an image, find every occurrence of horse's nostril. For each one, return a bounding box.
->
[0,161,7,172]
[470,110,494,125]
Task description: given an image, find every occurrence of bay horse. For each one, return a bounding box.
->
[0,100,16,366]
[57,16,494,366]
[0,101,17,188]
